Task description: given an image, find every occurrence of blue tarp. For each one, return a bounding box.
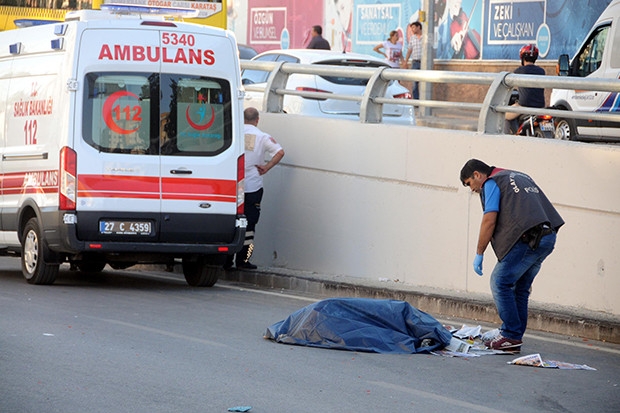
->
[265,298,452,354]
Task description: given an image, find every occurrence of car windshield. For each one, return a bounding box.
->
[314,59,388,86]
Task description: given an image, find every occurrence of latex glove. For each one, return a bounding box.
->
[473,254,484,276]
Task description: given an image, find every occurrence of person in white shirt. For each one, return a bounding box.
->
[373,30,403,68]
[226,107,285,269]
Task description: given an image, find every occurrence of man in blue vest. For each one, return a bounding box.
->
[460,159,564,351]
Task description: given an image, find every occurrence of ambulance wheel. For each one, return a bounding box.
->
[182,255,221,287]
[21,218,59,285]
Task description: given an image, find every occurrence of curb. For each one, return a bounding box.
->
[219,267,620,345]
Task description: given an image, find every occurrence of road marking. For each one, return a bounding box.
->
[87,316,227,347]
[521,332,620,355]
[368,380,509,413]
[217,283,319,303]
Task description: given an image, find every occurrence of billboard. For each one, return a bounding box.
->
[231,0,612,60]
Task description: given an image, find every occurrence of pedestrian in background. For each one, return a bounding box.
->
[225,107,285,270]
[404,21,423,100]
[373,30,403,68]
[306,25,331,50]
[460,159,564,352]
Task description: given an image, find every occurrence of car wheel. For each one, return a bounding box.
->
[555,117,576,140]
[21,218,58,285]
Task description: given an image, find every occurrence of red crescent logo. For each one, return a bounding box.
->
[185,105,216,131]
[102,91,140,134]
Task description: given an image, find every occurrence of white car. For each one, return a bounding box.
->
[241,49,415,124]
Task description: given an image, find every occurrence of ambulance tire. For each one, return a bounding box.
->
[21,218,59,285]
[182,255,221,287]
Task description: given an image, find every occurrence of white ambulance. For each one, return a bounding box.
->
[551,0,620,141]
[0,8,246,286]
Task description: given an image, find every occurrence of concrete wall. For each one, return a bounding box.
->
[250,113,620,318]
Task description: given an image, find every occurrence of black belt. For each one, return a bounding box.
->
[521,224,554,249]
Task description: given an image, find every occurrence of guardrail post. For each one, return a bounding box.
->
[263,61,288,113]
[478,71,512,134]
[360,67,389,123]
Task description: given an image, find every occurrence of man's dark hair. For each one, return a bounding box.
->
[410,21,422,30]
[460,159,493,185]
[313,25,323,35]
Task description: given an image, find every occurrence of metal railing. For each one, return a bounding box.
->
[240,60,620,135]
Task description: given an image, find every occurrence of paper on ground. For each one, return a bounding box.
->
[508,353,596,370]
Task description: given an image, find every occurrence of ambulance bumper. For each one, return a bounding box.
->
[46,211,246,256]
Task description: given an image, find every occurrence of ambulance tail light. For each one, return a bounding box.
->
[237,154,245,215]
[59,147,77,211]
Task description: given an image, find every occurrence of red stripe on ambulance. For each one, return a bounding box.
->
[77,174,236,201]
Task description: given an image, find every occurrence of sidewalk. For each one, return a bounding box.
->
[218,266,620,345]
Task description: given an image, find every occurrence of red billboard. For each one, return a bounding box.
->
[247,0,324,53]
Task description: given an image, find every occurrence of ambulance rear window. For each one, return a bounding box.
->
[82,72,232,156]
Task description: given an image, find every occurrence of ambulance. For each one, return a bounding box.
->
[551,0,620,141]
[0,7,246,286]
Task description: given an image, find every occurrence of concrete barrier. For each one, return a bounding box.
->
[247,113,620,322]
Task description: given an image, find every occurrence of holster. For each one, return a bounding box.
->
[521,223,553,250]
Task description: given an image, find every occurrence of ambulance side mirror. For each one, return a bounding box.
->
[557,54,570,76]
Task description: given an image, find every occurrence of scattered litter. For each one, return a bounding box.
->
[453,325,482,340]
[432,349,480,357]
[227,406,252,412]
[435,325,598,369]
[445,336,472,353]
[481,328,500,343]
[508,353,597,370]
[43,333,54,336]
[435,325,527,357]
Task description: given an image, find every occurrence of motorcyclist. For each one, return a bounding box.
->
[505,44,546,133]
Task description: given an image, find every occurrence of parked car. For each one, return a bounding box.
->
[238,44,258,60]
[241,49,414,124]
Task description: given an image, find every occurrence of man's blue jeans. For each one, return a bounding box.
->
[490,232,556,340]
[410,60,421,100]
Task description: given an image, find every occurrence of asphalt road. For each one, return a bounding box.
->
[1,257,619,413]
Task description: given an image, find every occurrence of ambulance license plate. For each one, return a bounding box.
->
[100,220,153,236]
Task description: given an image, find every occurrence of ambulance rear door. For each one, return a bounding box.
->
[157,25,241,244]
[74,21,242,248]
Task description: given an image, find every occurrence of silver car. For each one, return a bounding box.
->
[241,49,415,124]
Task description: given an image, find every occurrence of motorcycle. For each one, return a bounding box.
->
[506,91,556,139]
[515,113,555,138]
